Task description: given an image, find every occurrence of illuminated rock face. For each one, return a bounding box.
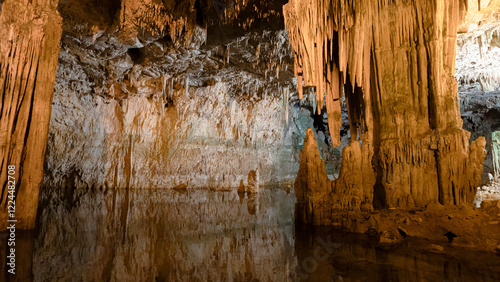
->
[285,0,487,224]
[42,29,305,190]
[0,0,62,229]
[456,0,500,93]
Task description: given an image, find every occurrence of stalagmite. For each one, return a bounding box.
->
[0,0,63,230]
[285,0,487,225]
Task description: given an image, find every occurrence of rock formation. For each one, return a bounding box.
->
[238,179,246,194]
[42,16,306,191]
[0,0,62,229]
[285,0,487,224]
[460,90,500,181]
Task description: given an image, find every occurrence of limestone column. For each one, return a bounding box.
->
[285,0,486,224]
[0,0,62,230]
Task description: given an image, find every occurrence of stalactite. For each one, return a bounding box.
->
[286,0,487,225]
[163,76,168,100]
[118,0,200,46]
[281,85,290,127]
[0,0,63,230]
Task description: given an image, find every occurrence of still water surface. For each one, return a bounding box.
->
[2,187,500,281]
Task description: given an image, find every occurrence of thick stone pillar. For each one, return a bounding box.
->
[285,0,486,224]
[0,0,62,230]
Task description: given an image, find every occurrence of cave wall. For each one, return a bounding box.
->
[285,0,488,225]
[0,0,62,229]
[42,0,313,190]
[43,30,307,190]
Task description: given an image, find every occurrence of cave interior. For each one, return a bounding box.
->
[1,0,500,280]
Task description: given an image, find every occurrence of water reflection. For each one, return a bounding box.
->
[294,225,500,281]
[0,187,500,281]
[32,188,297,281]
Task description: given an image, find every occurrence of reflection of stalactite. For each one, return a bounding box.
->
[33,188,297,280]
[238,191,245,205]
[247,193,259,215]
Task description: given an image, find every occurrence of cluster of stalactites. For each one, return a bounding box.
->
[283,0,468,147]
[219,0,250,24]
[119,0,200,46]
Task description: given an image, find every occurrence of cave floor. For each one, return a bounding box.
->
[1,187,500,281]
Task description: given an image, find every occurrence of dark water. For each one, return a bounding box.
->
[1,187,500,281]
